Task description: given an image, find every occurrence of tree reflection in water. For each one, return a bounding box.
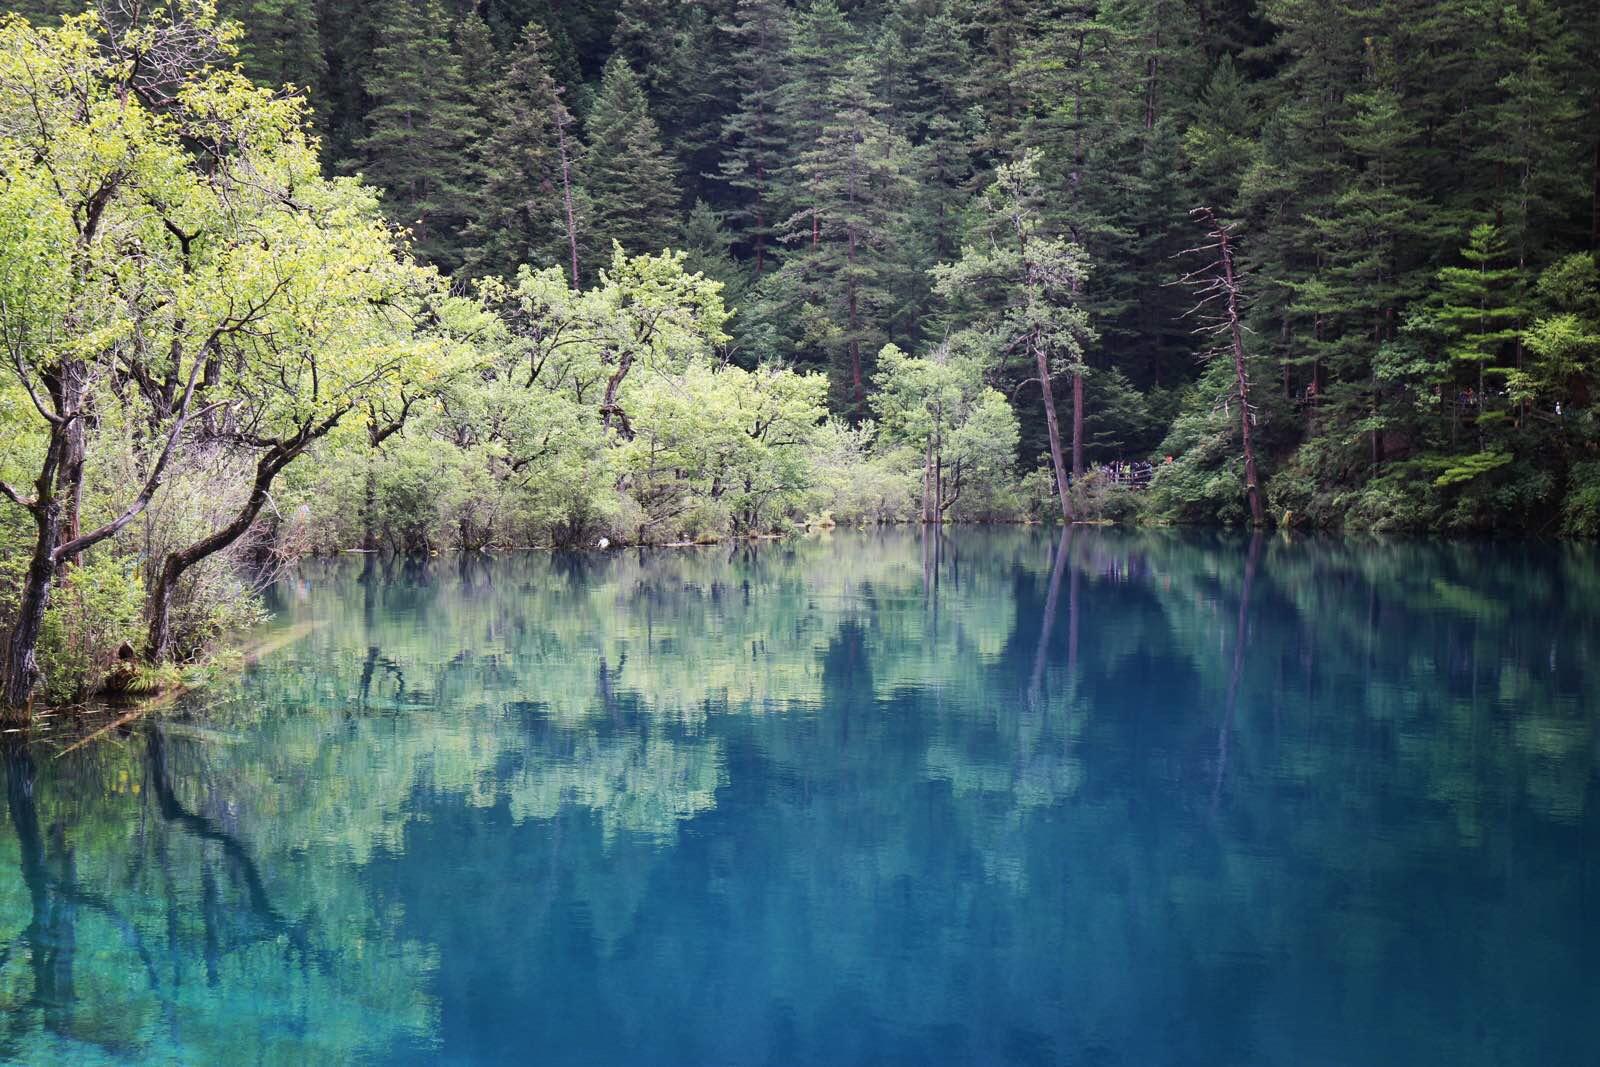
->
[2,530,1599,1064]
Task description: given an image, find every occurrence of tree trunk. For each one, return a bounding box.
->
[600,352,634,437]
[754,205,765,276]
[1071,371,1085,476]
[363,458,378,553]
[2,424,67,716]
[1213,530,1262,810]
[1216,224,1265,526]
[1036,338,1074,523]
[4,742,73,1024]
[2,524,58,717]
[53,361,87,566]
[1028,526,1071,704]
[145,555,182,666]
[1591,134,1598,250]
[146,446,294,663]
[556,104,581,288]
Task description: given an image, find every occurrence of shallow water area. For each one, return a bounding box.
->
[3,529,1598,1065]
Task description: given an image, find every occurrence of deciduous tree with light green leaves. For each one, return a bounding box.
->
[872,342,1019,523]
[0,5,461,713]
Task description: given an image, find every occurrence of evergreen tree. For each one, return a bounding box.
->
[717,0,793,276]
[877,1,980,339]
[580,56,683,267]
[464,22,576,278]
[681,200,751,319]
[610,0,735,203]
[1302,60,1442,472]
[354,0,482,271]
[772,1,860,226]
[316,0,383,167]
[222,0,325,97]
[771,56,914,416]
[1425,223,1530,449]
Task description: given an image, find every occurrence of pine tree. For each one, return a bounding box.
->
[222,0,325,97]
[717,0,793,276]
[580,56,683,266]
[1474,0,1583,264]
[317,0,383,168]
[1427,222,1530,449]
[877,1,980,341]
[952,0,1036,159]
[464,22,576,279]
[681,200,750,316]
[771,56,914,417]
[354,0,482,271]
[772,1,860,227]
[1302,56,1442,471]
[611,0,735,204]
[1235,0,1363,418]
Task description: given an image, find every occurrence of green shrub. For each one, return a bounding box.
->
[35,555,145,703]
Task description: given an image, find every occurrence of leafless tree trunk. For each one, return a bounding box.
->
[1180,208,1266,527]
[1213,531,1262,810]
[555,96,581,289]
[1036,335,1075,523]
[146,410,346,663]
[1029,527,1071,705]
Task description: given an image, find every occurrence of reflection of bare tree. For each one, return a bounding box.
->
[1029,528,1072,706]
[144,728,321,964]
[4,744,73,1038]
[3,744,168,1047]
[1213,532,1263,811]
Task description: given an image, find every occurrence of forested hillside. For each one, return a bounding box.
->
[14,0,1599,535]
[2,1,1599,707]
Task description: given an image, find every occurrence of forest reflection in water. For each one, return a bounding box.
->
[3,528,1600,1065]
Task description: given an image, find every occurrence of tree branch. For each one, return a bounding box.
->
[0,480,34,512]
[52,357,214,562]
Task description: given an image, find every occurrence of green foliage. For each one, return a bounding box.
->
[0,5,467,706]
[6,0,1600,712]
[1434,450,1514,488]
[32,557,144,704]
[1561,461,1600,537]
[354,0,483,271]
[580,56,683,267]
[463,21,576,280]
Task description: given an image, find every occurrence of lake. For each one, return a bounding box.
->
[3,529,1599,1065]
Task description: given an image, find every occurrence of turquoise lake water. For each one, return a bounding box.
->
[3,529,1599,1065]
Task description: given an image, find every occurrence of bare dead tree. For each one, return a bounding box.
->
[554,91,581,289]
[1176,207,1266,527]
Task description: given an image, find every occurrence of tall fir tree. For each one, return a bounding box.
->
[221,0,325,99]
[354,0,482,271]
[717,0,793,276]
[772,1,861,228]
[580,55,684,269]
[771,56,914,416]
[610,0,736,204]
[877,0,981,341]
[464,22,577,279]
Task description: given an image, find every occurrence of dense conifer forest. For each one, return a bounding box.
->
[1,0,1599,709]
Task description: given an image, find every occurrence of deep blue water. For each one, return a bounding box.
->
[4,529,1600,1065]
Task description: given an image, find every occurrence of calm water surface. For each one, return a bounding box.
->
[3,529,1599,1065]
